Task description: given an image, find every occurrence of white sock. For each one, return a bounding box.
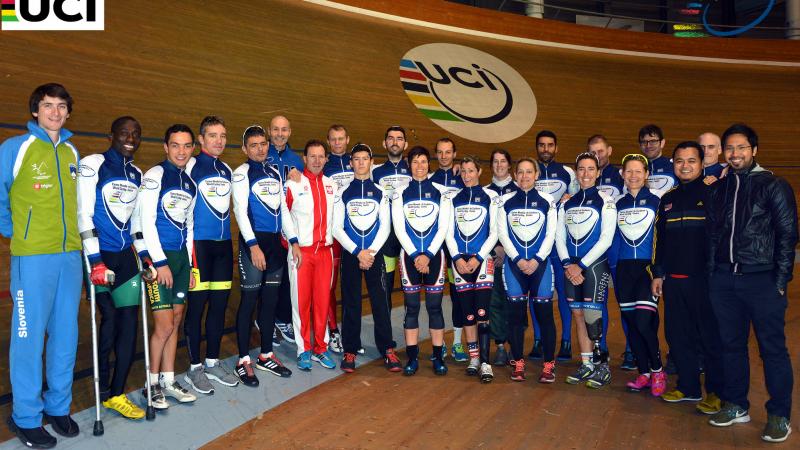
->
[259,352,273,359]
[239,355,250,364]
[642,372,652,378]
[205,358,218,368]
[453,327,463,346]
[160,371,175,384]
[149,372,160,385]
[190,363,202,370]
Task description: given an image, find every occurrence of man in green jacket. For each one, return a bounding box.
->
[0,83,83,449]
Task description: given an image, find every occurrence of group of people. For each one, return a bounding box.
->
[0,83,796,448]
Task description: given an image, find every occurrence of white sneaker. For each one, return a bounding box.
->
[329,330,343,354]
[162,380,197,403]
[479,362,494,383]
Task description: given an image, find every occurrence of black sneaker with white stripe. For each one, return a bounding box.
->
[235,360,259,387]
[256,354,292,378]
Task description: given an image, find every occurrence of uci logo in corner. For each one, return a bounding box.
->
[400,43,536,144]
[2,0,104,31]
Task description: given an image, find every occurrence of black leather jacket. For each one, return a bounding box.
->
[706,163,798,291]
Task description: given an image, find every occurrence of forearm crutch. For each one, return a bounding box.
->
[139,262,157,421]
[82,253,105,437]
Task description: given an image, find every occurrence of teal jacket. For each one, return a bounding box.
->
[0,120,81,255]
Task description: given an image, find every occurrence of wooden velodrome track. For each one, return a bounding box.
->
[0,0,799,447]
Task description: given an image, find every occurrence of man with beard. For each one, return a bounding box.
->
[533,130,578,362]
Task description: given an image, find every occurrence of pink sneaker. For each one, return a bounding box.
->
[650,371,667,397]
[626,374,651,392]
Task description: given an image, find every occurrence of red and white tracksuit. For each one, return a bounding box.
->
[281,169,337,356]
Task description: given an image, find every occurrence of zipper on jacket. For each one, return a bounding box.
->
[730,174,740,267]
[53,142,68,252]
[24,206,32,240]
[418,181,424,252]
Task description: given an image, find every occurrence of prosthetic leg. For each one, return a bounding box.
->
[584,309,610,389]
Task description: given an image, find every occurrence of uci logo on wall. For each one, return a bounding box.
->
[1,0,104,30]
[400,43,536,144]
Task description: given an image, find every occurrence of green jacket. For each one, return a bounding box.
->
[0,120,81,255]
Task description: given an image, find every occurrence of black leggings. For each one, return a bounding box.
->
[185,240,232,364]
[236,232,284,357]
[616,260,662,373]
[505,263,554,361]
[95,249,140,399]
[401,251,445,330]
[97,295,138,398]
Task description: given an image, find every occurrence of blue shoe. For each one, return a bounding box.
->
[403,359,419,376]
[297,351,312,371]
[312,351,336,369]
[451,343,467,362]
[433,358,448,376]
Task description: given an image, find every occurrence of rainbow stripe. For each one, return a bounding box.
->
[2,0,19,22]
[399,59,462,122]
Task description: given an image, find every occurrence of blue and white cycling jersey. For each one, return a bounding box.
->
[333,178,390,255]
[704,162,726,179]
[613,187,662,262]
[486,176,518,197]
[647,155,678,192]
[392,178,450,259]
[597,164,624,199]
[444,185,498,262]
[429,167,464,195]
[138,160,197,267]
[497,188,557,264]
[555,186,617,269]
[267,143,303,183]
[231,159,283,246]
[185,151,232,241]
[324,152,354,191]
[77,147,144,263]
[535,161,578,204]
[372,159,412,196]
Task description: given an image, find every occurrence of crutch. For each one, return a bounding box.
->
[139,261,157,421]
[83,253,107,437]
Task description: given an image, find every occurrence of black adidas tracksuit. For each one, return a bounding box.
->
[652,177,723,398]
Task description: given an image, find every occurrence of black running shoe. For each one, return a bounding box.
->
[43,413,79,438]
[433,358,448,376]
[557,339,572,361]
[256,354,292,378]
[528,339,543,361]
[341,353,356,373]
[7,417,56,449]
[236,360,260,387]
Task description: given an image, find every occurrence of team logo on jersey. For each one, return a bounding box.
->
[69,163,77,180]
[399,43,537,143]
[425,192,431,198]
[367,191,373,197]
[640,199,646,205]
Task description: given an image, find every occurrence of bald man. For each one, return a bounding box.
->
[699,132,727,184]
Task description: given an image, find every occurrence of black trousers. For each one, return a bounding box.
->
[663,275,723,397]
[709,270,793,418]
[340,250,396,355]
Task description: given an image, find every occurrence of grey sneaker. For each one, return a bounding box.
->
[566,364,594,385]
[493,345,509,367]
[709,402,750,427]
[762,415,792,443]
[162,380,196,403]
[184,366,214,394]
[586,363,611,389]
[466,357,480,376]
[205,362,240,387]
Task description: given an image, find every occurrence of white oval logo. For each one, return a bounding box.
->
[400,43,537,143]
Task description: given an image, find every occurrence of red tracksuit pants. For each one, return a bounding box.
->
[289,245,333,356]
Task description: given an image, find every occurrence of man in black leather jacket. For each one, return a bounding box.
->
[705,123,798,443]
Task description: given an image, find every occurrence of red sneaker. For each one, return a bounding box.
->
[341,353,356,373]
[384,348,402,372]
[511,359,526,382]
[538,361,556,383]
[626,374,651,392]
